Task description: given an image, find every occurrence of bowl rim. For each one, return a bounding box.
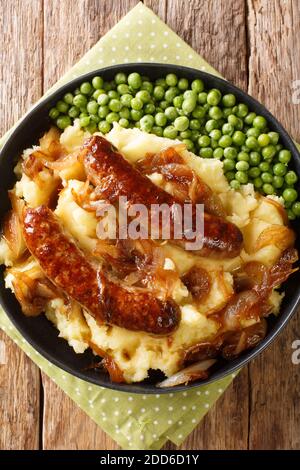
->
[1,62,300,394]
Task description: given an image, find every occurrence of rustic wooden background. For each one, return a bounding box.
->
[0,0,300,450]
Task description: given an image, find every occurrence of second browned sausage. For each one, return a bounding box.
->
[22,206,180,335]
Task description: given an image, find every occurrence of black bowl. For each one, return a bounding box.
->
[1,63,300,394]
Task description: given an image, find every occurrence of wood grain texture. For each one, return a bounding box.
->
[0,0,43,450]
[247,0,300,449]
[1,0,300,450]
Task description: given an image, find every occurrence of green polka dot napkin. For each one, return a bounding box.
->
[0,2,238,450]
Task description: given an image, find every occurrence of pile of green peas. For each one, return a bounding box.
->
[49,71,300,219]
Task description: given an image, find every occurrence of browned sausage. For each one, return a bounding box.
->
[81,136,243,258]
[22,206,180,335]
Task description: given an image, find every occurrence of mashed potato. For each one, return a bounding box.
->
[0,123,292,382]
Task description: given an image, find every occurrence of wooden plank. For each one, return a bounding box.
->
[247,0,300,449]
[0,0,43,450]
[145,0,250,450]
[41,0,138,450]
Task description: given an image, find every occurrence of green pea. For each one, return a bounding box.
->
[117,84,130,95]
[232,105,238,114]
[165,106,178,121]
[135,90,150,103]
[224,147,237,159]
[160,100,169,110]
[120,93,132,107]
[97,94,109,106]
[140,115,155,132]
[183,90,197,100]
[282,188,298,202]
[253,115,267,130]
[261,172,273,183]
[188,119,200,130]
[152,126,163,137]
[180,130,192,139]
[128,72,142,90]
[67,106,79,118]
[268,132,279,145]
[249,167,261,178]
[63,93,73,105]
[106,112,119,124]
[207,89,222,106]
[93,89,104,100]
[227,114,239,127]
[200,147,213,158]
[219,135,233,148]
[79,116,90,127]
[223,159,235,171]
[198,135,211,148]
[285,170,298,185]
[273,175,284,188]
[87,122,97,133]
[222,123,234,135]
[262,145,276,160]
[288,209,296,220]
[253,177,263,189]
[209,129,222,141]
[79,112,88,119]
[155,78,167,88]
[246,136,258,150]
[90,114,100,124]
[131,109,143,121]
[223,108,233,118]
[178,78,189,90]
[232,130,246,146]
[222,94,236,107]
[154,113,167,127]
[236,103,248,118]
[98,120,111,134]
[74,87,80,95]
[273,163,287,176]
[236,161,249,171]
[119,107,130,119]
[244,112,256,125]
[115,73,127,85]
[213,147,224,159]
[190,79,203,93]
[98,105,109,118]
[153,86,165,100]
[249,151,261,166]
[174,116,189,132]
[230,180,241,190]
[163,125,178,139]
[205,119,219,133]
[80,82,93,95]
[278,149,292,164]
[235,170,248,184]
[165,87,179,103]
[87,100,99,115]
[141,81,153,93]
[262,183,274,195]
[191,130,201,142]
[56,115,71,129]
[182,139,194,151]
[247,127,260,138]
[182,98,197,114]
[109,99,122,112]
[238,151,250,162]
[210,139,219,149]
[225,171,236,181]
[131,97,143,110]
[209,106,223,120]
[56,100,69,113]
[165,73,178,87]
[192,106,206,119]
[91,76,104,90]
[198,92,208,104]
[108,90,119,100]
[292,201,300,216]
[49,107,60,120]
[257,133,270,147]
[173,95,183,108]
[144,103,155,114]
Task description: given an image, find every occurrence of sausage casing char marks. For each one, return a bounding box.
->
[81,136,243,258]
[22,206,180,335]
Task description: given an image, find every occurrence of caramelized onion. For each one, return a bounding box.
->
[222,319,267,359]
[157,359,216,387]
[103,356,125,383]
[255,225,295,253]
[182,266,211,302]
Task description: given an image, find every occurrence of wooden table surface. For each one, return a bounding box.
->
[1,0,300,450]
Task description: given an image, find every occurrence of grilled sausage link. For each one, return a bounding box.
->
[81,136,243,258]
[22,206,180,335]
